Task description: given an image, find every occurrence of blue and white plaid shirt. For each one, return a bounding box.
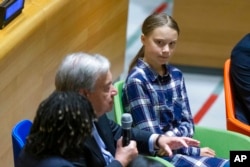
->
[123,58,194,137]
[122,59,229,167]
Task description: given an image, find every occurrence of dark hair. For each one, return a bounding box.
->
[128,12,180,73]
[128,156,165,167]
[25,91,96,159]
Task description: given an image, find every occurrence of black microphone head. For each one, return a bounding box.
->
[121,113,133,129]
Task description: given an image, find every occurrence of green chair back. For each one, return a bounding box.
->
[114,80,125,125]
[114,80,250,161]
[194,126,250,159]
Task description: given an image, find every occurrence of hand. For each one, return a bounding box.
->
[115,137,138,167]
[200,147,215,157]
[157,136,200,157]
[156,148,166,156]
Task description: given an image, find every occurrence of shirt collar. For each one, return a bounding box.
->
[137,58,170,82]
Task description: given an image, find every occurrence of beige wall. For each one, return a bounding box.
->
[0,0,128,166]
[172,0,250,68]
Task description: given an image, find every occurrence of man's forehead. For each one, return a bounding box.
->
[95,72,111,87]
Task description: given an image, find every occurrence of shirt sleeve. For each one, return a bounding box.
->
[123,78,163,134]
[149,134,159,155]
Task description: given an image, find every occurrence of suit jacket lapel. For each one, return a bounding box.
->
[95,115,116,156]
[84,136,105,163]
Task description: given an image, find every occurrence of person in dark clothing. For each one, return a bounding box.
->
[128,155,165,167]
[17,91,96,167]
[230,33,250,125]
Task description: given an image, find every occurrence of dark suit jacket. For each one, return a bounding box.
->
[231,33,250,124]
[17,114,153,167]
[83,114,153,167]
[17,153,85,167]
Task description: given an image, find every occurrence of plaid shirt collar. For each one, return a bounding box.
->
[136,58,171,83]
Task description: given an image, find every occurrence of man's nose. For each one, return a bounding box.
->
[111,85,118,95]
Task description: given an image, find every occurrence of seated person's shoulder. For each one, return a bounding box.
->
[37,157,75,167]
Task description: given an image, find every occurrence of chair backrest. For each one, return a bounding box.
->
[114,80,125,125]
[114,80,250,160]
[223,58,250,136]
[12,119,32,166]
[194,126,250,159]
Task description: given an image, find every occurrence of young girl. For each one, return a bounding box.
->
[122,12,229,167]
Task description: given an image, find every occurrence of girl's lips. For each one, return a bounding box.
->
[159,56,169,60]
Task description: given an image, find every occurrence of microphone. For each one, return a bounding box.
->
[121,113,133,146]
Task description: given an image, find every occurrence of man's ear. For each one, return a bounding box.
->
[79,88,89,97]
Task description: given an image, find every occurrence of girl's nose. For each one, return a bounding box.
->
[162,44,170,52]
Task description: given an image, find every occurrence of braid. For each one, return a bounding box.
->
[25,91,96,159]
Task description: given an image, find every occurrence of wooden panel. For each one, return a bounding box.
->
[172,0,250,69]
[0,0,128,166]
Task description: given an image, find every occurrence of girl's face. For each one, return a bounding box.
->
[141,25,178,68]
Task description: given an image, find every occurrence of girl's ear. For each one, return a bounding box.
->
[141,34,145,44]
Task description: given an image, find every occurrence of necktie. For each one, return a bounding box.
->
[92,123,114,165]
